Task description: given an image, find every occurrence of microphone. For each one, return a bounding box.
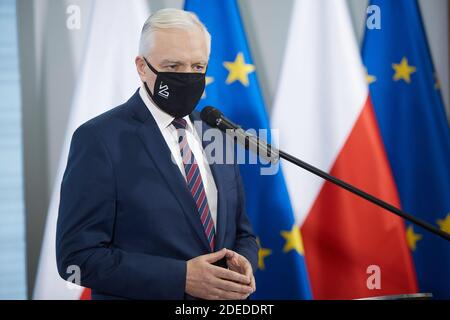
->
[200,106,279,163]
[199,106,450,243]
[200,106,239,131]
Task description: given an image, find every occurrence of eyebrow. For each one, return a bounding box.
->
[160,60,185,65]
[160,59,208,66]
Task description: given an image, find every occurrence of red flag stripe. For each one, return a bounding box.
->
[301,97,418,299]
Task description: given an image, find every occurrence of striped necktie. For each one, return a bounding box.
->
[171,118,216,251]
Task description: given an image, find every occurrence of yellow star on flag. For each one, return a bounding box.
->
[437,213,450,234]
[280,224,305,255]
[256,238,272,270]
[406,225,422,251]
[392,57,416,83]
[365,68,376,85]
[201,76,214,99]
[223,52,255,86]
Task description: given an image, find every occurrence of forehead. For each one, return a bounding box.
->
[150,27,208,62]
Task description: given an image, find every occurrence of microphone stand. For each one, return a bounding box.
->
[276,148,450,242]
[203,108,450,242]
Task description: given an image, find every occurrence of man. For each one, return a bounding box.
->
[56,8,258,300]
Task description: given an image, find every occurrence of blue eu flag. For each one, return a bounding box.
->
[184,0,312,299]
[362,0,450,298]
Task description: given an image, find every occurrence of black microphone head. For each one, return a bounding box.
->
[200,106,222,127]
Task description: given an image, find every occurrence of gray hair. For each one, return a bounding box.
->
[139,8,211,57]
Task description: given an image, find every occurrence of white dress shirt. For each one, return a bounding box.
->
[139,85,218,228]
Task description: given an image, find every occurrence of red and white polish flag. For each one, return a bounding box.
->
[272,0,418,299]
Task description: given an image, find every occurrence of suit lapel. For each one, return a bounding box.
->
[131,92,211,252]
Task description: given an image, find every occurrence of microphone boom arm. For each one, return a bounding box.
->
[277,148,450,242]
[200,106,450,242]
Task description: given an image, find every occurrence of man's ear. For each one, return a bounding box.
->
[135,56,147,81]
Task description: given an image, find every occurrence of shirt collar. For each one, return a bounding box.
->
[139,83,193,132]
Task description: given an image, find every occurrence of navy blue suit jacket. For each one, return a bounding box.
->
[56,90,258,300]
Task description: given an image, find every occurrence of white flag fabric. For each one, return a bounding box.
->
[272,0,367,226]
[33,0,149,299]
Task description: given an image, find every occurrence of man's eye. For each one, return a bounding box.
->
[167,65,177,70]
[194,65,205,72]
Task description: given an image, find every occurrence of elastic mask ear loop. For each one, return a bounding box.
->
[143,57,159,74]
[143,57,158,100]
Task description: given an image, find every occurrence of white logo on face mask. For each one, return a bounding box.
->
[158,82,169,99]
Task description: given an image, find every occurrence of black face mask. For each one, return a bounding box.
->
[143,57,206,118]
